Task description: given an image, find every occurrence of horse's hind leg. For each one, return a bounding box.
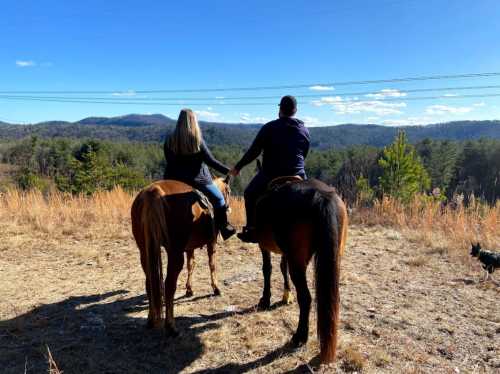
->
[138,243,156,328]
[207,241,221,296]
[185,250,195,297]
[258,248,272,310]
[280,256,293,304]
[165,251,184,337]
[288,261,311,347]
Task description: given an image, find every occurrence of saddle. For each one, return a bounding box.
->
[161,179,215,219]
[267,175,303,191]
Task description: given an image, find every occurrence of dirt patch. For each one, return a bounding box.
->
[0,224,498,373]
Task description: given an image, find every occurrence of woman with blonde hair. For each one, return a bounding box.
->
[163,109,235,240]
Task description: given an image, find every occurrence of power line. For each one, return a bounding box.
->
[0,92,499,106]
[1,72,500,94]
[1,84,499,102]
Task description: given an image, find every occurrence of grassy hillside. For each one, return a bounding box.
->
[1,115,499,148]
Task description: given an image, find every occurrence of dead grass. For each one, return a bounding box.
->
[47,346,63,374]
[339,345,367,372]
[353,195,500,258]
[0,187,246,241]
[405,256,429,267]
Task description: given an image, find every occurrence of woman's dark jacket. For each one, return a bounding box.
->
[163,140,229,185]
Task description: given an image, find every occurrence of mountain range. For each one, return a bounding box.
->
[1,114,499,148]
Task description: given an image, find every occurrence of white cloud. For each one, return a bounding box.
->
[425,104,473,115]
[473,102,486,107]
[111,90,137,97]
[309,85,335,91]
[311,96,343,106]
[195,110,220,120]
[16,60,36,67]
[365,89,407,99]
[239,113,269,123]
[312,96,406,116]
[382,116,433,126]
[366,116,380,123]
[302,116,323,126]
[443,93,458,97]
[215,96,225,100]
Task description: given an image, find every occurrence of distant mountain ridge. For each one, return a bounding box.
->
[0,114,499,148]
[76,114,176,127]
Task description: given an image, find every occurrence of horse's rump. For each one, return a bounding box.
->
[132,180,217,252]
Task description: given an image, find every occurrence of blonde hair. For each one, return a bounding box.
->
[168,109,202,155]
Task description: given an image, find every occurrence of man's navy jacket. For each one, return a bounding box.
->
[235,117,310,177]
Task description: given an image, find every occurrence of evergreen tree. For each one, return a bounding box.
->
[378,131,430,201]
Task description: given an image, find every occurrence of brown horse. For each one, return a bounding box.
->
[131,177,230,336]
[255,178,348,364]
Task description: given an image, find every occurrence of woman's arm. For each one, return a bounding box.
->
[201,142,230,175]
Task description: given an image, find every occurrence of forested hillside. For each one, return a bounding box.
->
[0,115,499,148]
[1,134,499,204]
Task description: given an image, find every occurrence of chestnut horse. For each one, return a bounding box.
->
[131,177,230,336]
[255,178,347,364]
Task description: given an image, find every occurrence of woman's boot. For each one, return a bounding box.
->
[215,206,236,240]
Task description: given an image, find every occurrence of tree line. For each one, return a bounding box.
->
[1,133,499,205]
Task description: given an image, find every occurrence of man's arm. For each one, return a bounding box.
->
[232,127,266,173]
[303,136,310,159]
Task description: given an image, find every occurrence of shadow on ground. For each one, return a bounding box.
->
[0,291,239,373]
[0,291,301,373]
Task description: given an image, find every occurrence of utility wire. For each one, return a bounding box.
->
[1,72,500,94]
[1,84,499,102]
[0,92,499,106]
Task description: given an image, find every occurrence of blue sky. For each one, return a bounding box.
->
[1,0,500,126]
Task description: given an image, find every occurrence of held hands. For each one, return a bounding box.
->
[228,168,240,177]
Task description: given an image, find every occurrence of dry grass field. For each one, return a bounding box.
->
[0,188,499,373]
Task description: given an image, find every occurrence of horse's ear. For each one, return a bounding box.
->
[224,175,232,185]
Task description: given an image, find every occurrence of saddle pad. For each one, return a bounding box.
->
[193,189,215,218]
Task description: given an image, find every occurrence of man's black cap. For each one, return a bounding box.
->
[279,95,297,115]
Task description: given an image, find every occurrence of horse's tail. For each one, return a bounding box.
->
[314,192,346,363]
[142,186,168,323]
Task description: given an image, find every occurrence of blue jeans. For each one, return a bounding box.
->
[195,182,226,209]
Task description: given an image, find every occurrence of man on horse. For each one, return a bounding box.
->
[229,95,310,243]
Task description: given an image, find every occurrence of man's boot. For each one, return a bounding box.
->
[215,206,236,240]
[237,226,258,243]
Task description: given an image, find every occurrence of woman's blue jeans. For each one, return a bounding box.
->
[195,182,226,209]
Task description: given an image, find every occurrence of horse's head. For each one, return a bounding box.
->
[213,176,232,208]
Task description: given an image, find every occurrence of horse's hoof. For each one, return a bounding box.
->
[291,332,308,348]
[282,290,293,305]
[258,298,271,310]
[213,288,222,297]
[165,326,180,338]
[185,289,194,298]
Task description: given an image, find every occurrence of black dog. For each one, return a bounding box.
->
[470,242,500,281]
